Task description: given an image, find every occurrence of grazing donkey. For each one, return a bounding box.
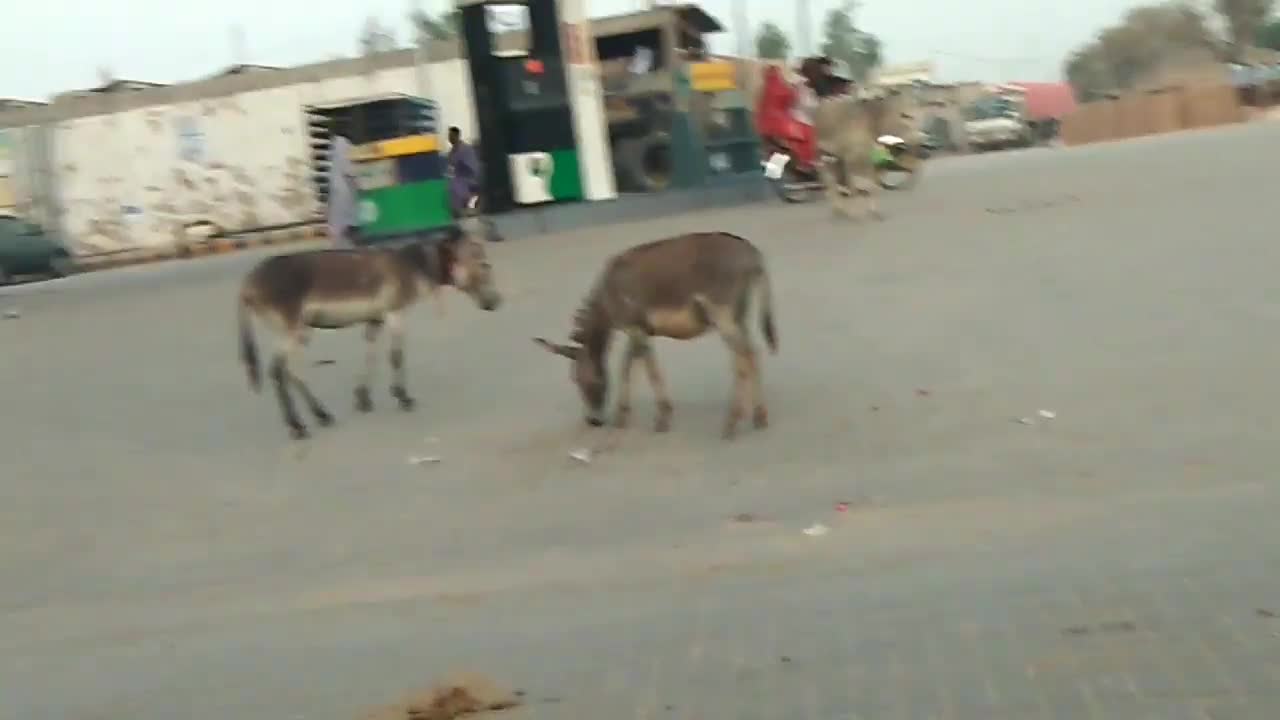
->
[535,232,778,440]
[238,228,501,439]
[801,61,921,221]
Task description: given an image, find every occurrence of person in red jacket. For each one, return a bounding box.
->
[755,65,793,145]
[755,64,818,173]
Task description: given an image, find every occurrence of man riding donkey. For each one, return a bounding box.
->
[757,55,921,219]
[796,57,921,221]
[755,56,858,196]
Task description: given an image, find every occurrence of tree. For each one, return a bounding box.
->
[1061,2,1217,100]
[409,8,460,44]
[819,1,881,82]
[1258,17,1280,49]
[359,16,398,56]
[1215,0,1274,59]
[755,21,790,60]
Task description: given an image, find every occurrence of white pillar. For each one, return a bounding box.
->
[555,0,617,201]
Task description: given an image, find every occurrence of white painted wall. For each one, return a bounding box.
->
[54,59,477,254]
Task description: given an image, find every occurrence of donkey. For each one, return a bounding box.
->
[237,228,501,439]
[534,232,778,440]
[801,61,921,221]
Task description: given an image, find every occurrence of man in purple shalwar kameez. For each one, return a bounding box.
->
[446,126,502,241]
[447,127,480,217]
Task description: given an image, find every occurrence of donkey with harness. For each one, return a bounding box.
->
[800,58,922,221]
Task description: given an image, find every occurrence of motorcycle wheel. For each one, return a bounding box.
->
[773,164,818,203]
[877,157,921,191]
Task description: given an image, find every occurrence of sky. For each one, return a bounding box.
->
[1,0,1164,101]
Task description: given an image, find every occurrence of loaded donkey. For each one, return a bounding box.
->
[238,225,501,439]
[800,57,922,221]
[535,232,778,440]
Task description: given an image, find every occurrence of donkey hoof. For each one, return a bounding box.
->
[654,417,671,433]
[315,410,335,427]
[354,388,374,413]
[753,407,769,430]
[288,424,310,441]
[396,396,417,412]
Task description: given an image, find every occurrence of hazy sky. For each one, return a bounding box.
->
[2,0,1157,100]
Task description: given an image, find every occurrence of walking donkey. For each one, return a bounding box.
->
[799,57,922,221]
[238,226,502,439]
[535,232,777,440]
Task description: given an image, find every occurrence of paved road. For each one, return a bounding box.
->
[4,122,1280,720]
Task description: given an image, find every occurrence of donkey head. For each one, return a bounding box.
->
[533,301,611,426]
[415,226,501,311]
[867,89,924,148]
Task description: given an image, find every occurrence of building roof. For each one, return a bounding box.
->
[1006,81,1077,121]
[593,4,724,36]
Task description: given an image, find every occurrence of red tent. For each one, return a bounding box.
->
[1007,82,1078,121]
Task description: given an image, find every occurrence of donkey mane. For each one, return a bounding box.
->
[397,236,456,287]
[568,281,608,347]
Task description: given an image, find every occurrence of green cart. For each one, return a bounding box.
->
[305,93,452,244]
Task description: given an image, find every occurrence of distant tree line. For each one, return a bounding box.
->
[357,3,886,85]
[1064,0,1280,102]
[358,9,460,56]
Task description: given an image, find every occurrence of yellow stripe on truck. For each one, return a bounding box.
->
[689,61,738,92]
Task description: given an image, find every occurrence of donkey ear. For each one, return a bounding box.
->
[533,337,577,358]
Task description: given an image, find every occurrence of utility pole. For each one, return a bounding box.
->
[732,0,749,58]
[230,24,246,65]
[410,0,430,101]
[797,0,812,57]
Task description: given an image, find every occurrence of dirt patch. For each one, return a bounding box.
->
[361,673,522,720]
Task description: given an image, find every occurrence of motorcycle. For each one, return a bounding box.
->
[761,135,936,203]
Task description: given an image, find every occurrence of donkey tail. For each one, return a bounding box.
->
[757,267,778,354]
[238,292,262,392]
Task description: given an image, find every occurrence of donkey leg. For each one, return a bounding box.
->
[286,329,334,427]
[639,344,674,433]
[355,319,383,413]
[817,159,851,219]
[855,174,882,221]
[866,180,884,221]
[385,311,415,412]
[697,299,752,440]
[270,336,309,440]
[733,292,768,430]
[612,333,644,429]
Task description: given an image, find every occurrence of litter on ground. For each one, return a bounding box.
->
[359,673,523,720]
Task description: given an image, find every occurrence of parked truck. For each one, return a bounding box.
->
[592,4,749,193]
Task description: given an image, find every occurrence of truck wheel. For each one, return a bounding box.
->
[616,132,673,193]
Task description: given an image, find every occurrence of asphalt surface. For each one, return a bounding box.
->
[3,122,1280,720]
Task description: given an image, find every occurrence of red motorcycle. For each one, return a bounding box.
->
[755,66,823,203]
[755,65,931,202]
